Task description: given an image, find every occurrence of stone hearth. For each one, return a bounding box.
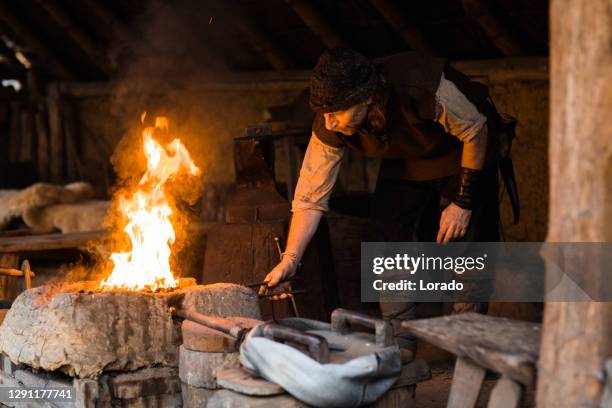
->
[0,281,261,378]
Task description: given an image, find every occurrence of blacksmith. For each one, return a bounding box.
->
[263,47,514,354]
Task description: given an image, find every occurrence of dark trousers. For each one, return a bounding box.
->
[371,165,500,350]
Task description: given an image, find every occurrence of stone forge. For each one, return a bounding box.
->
[0,281,261,379]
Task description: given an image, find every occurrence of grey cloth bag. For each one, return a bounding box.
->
[240,318,401,408]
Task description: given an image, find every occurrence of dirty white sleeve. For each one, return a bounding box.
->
[291,132,344,212]
[434,73,487,143]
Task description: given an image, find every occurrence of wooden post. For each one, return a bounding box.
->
[536,0,612,407]
[35,104,50,181]
[19,110,34,162]
[62,102,81,181]
[47,84,63,183]
[8,102,20,163]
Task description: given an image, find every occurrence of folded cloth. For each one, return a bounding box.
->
[240,318,401,408]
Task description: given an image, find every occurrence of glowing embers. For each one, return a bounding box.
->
[100,117,200,291]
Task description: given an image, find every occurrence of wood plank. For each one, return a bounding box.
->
[487,376,522,408]
[0,230,107,253]
[447,357,486,408]
[402,313,540,385]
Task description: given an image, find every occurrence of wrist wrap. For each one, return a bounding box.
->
[453,167,483,210]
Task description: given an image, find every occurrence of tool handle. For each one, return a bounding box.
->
[331,308,393,347]
[262,323,329,363]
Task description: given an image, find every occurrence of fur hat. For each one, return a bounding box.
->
[309,47,378,113]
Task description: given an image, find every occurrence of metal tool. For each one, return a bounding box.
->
[169,307,252,345]
[170,307,331,363]
[270,236,301,317]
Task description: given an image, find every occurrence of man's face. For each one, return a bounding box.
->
[323,100,369,135]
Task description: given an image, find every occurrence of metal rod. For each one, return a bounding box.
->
[169,307,249,341]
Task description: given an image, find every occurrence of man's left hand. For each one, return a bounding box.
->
[437,203,472,243]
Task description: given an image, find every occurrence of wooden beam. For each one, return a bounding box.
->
[462,0,525,57]
[452,56,548,83]
[0,3,73,79]
[285,0,345,48]
[81,0,131,43]
[48,56,547,99]
[369,0,438,55]
[0,230,108,253]
[232,17,294,70]
[536,0,612,407]
[35,0,113,75]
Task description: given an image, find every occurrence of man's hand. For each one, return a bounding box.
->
[259,257,298,295]
[437,202,472,243]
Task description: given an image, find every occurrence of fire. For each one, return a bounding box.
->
[100,117,200,291]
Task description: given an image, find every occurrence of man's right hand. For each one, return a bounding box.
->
[259,256,299,295]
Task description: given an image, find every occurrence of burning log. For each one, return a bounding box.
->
[0,281,261,378]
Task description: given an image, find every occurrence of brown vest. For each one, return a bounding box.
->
[313,52,494,181]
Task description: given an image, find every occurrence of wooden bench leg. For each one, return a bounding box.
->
[447,357,486,408]
[487,376,522,408]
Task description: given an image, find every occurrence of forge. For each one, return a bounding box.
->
[0,279,261,379]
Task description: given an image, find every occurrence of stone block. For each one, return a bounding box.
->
[0,282,260,378]
[178,346,240,389]
[206,389,310,408]
[181,382,216,408]
[107,367,181,399]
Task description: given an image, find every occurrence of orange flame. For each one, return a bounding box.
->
[100,117,200,291]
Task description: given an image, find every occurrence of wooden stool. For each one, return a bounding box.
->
[402,313,541,408]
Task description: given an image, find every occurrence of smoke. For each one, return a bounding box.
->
[81,0,236,281]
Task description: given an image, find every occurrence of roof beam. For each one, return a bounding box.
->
[81,0,131,43]
[462,0,525,56]
[0,3,74,79]
[35,0,113,75]
[285,0,345,49]
[369,0,438,55]
[227,1,294,70]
